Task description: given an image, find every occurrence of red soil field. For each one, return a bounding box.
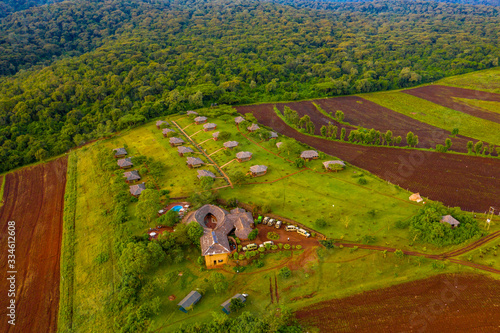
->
[271,98,477,153]
[0,157,68,333]
[295,273,500,332]
[236,104,500,212]
[404,85,500,124]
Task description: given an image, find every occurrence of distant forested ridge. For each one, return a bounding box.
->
[0,0,63,18]
[290,0,500,7]
[0,0,499,172]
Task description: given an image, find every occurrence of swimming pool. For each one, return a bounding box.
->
[170,205,183,212]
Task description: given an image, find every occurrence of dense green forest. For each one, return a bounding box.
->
[0,0,499,172]
[0,0,63,18]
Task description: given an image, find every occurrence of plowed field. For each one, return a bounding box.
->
[236,104,500,212]
[295,274,500,333]
[271,98,475,152]
[0,157,67,333]
[404,85,500,124]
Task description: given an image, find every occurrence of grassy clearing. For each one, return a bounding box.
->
[362,91,500,146]
[58,153,78,332]
[102,117,226,197]
[148,243,480,332]
[436,67,500,94]
[453,97,500,115]
[62,108,499,332]
[69,145,118,331]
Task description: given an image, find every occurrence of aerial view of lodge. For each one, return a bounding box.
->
[0,1,500,332]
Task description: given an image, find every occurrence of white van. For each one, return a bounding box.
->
[285,225,297,232]
[275,220,282,229]
[297,228,311,237]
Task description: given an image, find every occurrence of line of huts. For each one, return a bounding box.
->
[114,148,146,197]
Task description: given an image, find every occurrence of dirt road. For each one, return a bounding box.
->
[0,157,67,333]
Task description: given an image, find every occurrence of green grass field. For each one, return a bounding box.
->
[453,97,500,115]
[436,67,500,94]
[60,103,499,332]
[362,91,500,146]
[0,174,5,207]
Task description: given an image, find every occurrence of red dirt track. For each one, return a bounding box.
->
[295,274,500,332]
[236,104,500,212]
[404,85,500,124]
[0,157,67,333]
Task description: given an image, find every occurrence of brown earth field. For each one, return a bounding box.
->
[0,157,68,333]
[404,85,500,124]
[236,104,500,212]
[271,98,477,153]
[295,273,500,333]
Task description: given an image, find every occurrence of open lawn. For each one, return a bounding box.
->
[362,91,500,146]
[102,117,227,197]
[436,67,500,94]
[453,97,500,115]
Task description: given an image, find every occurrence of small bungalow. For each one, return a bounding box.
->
[177,146,194,157]
[156,120,169,129]
[221,294,247,314]
[178,291,202,313]
[129,182,146,197]
[236,151,252,162]
[212,131,220,141]
[187,110,198,116]
[162,128,175,137]
[117,157,133,169]
[203,123,217,131]
[113,148,128,158]
[250,165,267,177]
[187,157,205,168]
[269,131,278,139]
[441,215,460,228]
[197,169,216,179]
[301,150,319,161]
[234,116,245,124]
[123,170,141,183]
[323,160,345,172]
[194,116,207,124]
[247,123,260,132]
[169,137,185,147]
[276,142,283,149]
[223,141,239,149]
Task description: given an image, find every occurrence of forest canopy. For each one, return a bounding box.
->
[0,0,499,172]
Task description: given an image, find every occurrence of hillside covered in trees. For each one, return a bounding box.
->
[0,0,499,172]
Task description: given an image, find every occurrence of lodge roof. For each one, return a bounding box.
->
[177,146,194,154]
[178,291,202,309]
[114,148,127,156]
[223,141,239,148]
[301,150,319,159]
[323,160,345,169]
[234,116,245,124]
[123,170,141,181]
[117,157,133,167]
[194,116,207,122]
[197,169,216,179]
[248,123,260,131]
[129,182,146,196]
[187,157,204,166]
[203,123,217,129]
[169,137,185,144]
[250,165,267,173]
[236,151,252,159]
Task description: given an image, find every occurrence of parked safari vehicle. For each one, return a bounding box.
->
[285,225,297,231]
[267,219,275,227]
[263,216,270,224]
[243,243,258,251]
[263,241,274,247]
[297,228,311,237]
[275,220,282,229]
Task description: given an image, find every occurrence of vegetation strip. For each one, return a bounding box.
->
[58,153,78,331]
[334,242,500,275]
[0,175,5,207]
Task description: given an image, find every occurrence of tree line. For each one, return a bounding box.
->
[1,0,500,172]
